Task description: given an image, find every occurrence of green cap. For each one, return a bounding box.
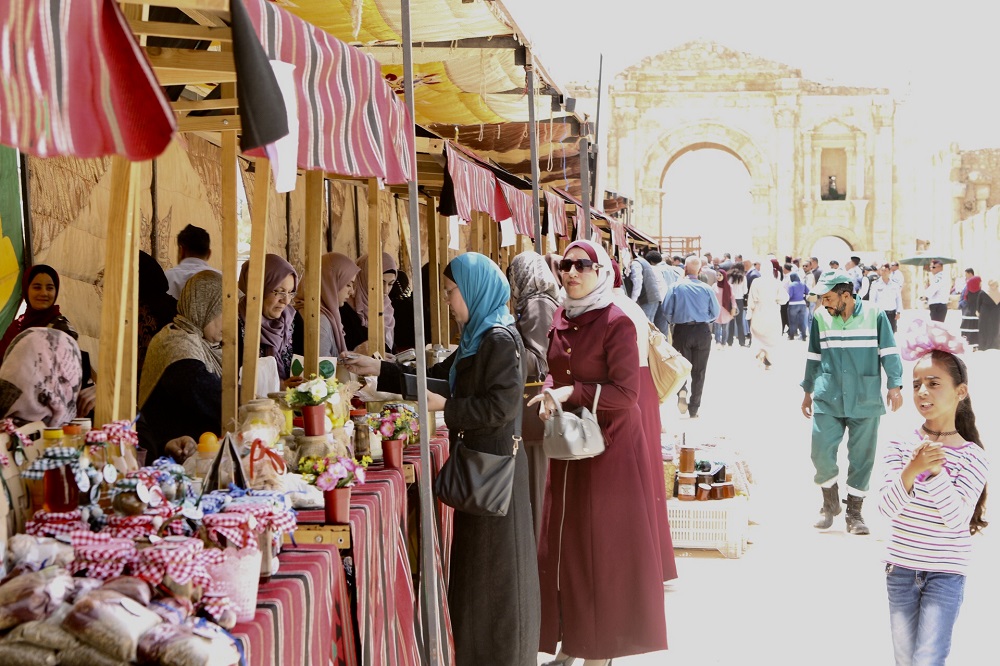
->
[812,269,854,296]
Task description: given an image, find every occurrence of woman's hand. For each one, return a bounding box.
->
[527,385,573,421]
[164,436,197,463]
[77,385,97,417]
[282,375,304,389]
[426,391,447,412]
[339,352,382,376]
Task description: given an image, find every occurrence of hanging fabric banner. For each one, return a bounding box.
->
[0,147,24,334]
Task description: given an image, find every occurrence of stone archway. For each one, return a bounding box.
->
[608,41,903,261]
[637,121,775,256]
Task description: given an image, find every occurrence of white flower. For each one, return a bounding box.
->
[309,382,328,403]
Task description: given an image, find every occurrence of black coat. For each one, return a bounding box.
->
[379,325,540,665]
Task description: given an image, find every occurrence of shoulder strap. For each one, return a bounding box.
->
[489,325,523,452]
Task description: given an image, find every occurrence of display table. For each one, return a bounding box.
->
[231,543,356,665]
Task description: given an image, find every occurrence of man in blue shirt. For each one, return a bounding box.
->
[659,256,720,418]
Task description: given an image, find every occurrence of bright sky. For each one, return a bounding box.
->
[503,0,1000,149]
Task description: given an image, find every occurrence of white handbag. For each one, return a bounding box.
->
[542,385,605,461]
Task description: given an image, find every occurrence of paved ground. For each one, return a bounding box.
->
[539,310,1000,665]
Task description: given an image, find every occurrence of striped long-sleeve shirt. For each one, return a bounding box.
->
[878,434,989,575]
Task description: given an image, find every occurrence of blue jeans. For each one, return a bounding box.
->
[886,565,965,666]
[787,303,808,340]
[727,300,747,346]
[713,322,726,344]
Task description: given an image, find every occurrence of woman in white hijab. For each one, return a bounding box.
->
[747,255,789,368]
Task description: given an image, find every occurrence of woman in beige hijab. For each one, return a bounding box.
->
[137,271,223,460]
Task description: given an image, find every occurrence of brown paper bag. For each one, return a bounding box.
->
[0,421,45,541]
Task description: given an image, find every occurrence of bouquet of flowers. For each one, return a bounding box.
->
[367,404,419,442]
[297,455,372,490]
[285,374,342,409]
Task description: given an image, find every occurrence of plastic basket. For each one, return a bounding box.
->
[207,546,262,622]
[667,496,749,558]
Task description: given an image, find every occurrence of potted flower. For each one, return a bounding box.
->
[285,371,341,436]
[298,455,371,524]
[367,405,418,469]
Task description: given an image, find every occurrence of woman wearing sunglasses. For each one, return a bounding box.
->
[529,240,668,665]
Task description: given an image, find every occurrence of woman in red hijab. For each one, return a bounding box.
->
[960,271,982,349]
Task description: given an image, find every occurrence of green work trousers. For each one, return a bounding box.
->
[810,412,881,495]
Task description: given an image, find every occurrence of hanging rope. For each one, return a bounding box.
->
[350,0,364,40]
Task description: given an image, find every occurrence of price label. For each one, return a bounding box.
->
[13,449,25,466]
[181,504,204,521]
[148,490,162,508]
[103,464,118,484]
[77,473,91,493]
[135,481,150,503]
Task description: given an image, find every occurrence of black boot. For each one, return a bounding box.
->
[813,484,842,529]
[845,495,870,535]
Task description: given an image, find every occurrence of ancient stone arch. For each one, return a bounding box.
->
[608,40,903,260]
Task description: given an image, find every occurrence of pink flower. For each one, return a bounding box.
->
[379,422,394,438]
[354,467,366,485]
[315,469,338,491]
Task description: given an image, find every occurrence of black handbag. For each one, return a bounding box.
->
[433,326,522,516]
[520,380,545,441]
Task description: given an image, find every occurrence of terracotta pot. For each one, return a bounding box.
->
[301,404,326,436]
[323,487,351,524]
[383,439,405,469]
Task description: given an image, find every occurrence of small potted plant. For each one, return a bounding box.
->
[285,365,341,436]
[299,455,371,524]
[367,405,418,469]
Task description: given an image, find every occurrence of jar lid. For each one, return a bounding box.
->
[63,424,82,435]
[350,409,367,417]
[43,428,64,439]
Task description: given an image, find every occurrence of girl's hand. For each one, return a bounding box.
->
[911,440,946,476]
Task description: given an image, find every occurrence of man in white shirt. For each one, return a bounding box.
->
[889,261,904,289]
[923,260,950,322]
[846,255,864,293]
[870,263,903,332]
[164,224,221,299]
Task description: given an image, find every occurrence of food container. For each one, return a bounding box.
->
[677,472,697,501]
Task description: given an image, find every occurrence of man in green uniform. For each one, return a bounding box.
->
[800,271,903,534]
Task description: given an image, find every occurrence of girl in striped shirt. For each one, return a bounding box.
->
[878,322,988,666]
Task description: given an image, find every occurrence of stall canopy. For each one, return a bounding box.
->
[279,0,590,197]
[440,141,534,238]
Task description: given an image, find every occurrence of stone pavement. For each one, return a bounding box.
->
[540,310,1000,665]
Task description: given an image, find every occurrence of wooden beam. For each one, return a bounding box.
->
[219,133,240,431]
[129,19,232,42]
[171,97,238,112]
[437,209,451,344]
[146,47,236,85]
[144,0,229,12]
[414,137,445,155]
[240,159,272,406]
[117,200,140,421]
[426,196,442,346]
[176,115,241,133]
[96,158,140,427]
[366,179,383,354]
[302,171,325,377]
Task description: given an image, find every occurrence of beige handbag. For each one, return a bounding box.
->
[542,385,605,461]
[647,323,693,403]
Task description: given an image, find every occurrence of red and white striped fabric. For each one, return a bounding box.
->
[498,180,535,239]
[203,512,259,550]
[544,190,569,238]
[609,219,628,253]
[68,530,136,579]
[24,510,88,537]
[0,0,174,160]
[241,0,413,184]
[445,142,512,225]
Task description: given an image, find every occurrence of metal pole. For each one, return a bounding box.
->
[526,55,543,252]
[591,53,603,208]
[580,136,591,239]
[400,1,441,663]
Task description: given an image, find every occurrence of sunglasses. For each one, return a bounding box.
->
[558,258,601,273]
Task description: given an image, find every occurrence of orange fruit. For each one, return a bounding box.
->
[198,432,220,453]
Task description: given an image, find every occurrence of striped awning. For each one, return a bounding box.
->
[442,141,511,225]
[0,0,175,160]
[544,190,568,239]
[243,0,413,183]
[497,180,534,238]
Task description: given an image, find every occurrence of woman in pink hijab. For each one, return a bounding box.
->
[348,252,398,353]
[319,253,361,356]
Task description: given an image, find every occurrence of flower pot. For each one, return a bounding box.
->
[301,404,326,436]
[383,439,405,469]
[323,487,351,524]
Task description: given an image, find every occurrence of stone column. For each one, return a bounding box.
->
[773,104,799,253]
[871,101,895,253]
[854,134,866,199]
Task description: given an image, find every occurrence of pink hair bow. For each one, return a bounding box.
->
[900,317,965,361]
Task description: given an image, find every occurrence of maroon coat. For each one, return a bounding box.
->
[539,304,668,659]
[638,366,678,581]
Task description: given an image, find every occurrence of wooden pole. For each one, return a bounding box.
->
[117,205,139,416]
[526,55,543,252]
[366,179,384,354]
[489,216,499,264]
[438,209,450,344]
[220,132,239,431]
[239,158,271,405]
[302,170,325,376]
[96,157,140,426]
[425,196,442,345]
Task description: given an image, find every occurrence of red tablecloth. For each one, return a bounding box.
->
[231,543,355,665]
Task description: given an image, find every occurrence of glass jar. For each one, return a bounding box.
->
[350,410,370,458]
[43,464,80,513]
[42,428,64,448]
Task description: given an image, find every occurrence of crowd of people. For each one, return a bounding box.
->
[0,230,991,665]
